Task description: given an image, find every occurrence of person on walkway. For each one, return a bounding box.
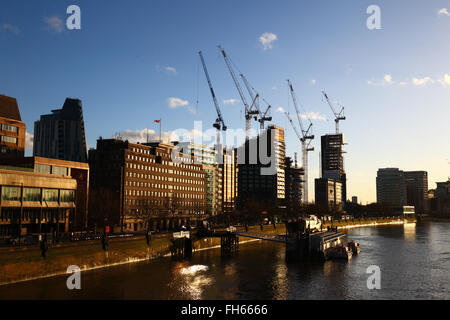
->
[40,234,48,259]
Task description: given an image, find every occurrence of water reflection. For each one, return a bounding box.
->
[403,223,416,242]
[271,250,288,300]
[171,263,213,300]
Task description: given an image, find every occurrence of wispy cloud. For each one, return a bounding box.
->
[310,79,317,85]
[113,128,203,144]
[167,97,196,114]
[165,66,177,74]
[44,16,64,33]
[223,99,238,105]
[25,132,33,150]
[367,74,394,86]
[438,8,450,17]
[259,32,278,50]
[412,76,434,86]
[2,24,20,35]
[438,74,450,86]
[276,107,285,113]
[299,112,326,121]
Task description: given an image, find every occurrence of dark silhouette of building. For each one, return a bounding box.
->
[321,134,346,202]
[88,139,206,232]
[237,126,286,210]
[0,94,26,158]
[376,168,407,207]
[285,157,304,209]
[33,98,87,162]
[404,171,428,213]
[315,178,343,214]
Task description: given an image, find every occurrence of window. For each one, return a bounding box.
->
[1,136,17,144]
[24,188,40,201]
[1,124,18,133]
[52,166,68,176]
[1,186,20,201]
[60,190,75,202]
[43,189,58,202]
[35,164,51,174]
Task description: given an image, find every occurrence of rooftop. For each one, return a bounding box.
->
[0,94,22,121]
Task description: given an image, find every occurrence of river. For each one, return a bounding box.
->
[1,221,449,300]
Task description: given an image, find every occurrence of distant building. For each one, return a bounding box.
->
[434,179,450,216]
[33,98,88,162]
[376,168,407,207]
[315,178,343,213]
[404,171,428,213]
[284,157,304,208]
[352,196,358,204]
[0,94,26,158]
[173,141,222,216]
[237,125,286,210]
[88,139,206,232]
[221,148,238,215]
[321,134,347,202]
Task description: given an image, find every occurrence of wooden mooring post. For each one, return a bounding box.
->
[220,232,239,256]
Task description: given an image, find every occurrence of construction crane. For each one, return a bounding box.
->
[218,45,259,140]
[287,79,314,204]
[240,73,272,130]
[322,91,346,134]
[199,51,227,148]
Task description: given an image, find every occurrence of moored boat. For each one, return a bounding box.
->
[347,241,361,255]
[325,245,353,260]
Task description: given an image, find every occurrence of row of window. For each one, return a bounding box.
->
[0,124,19,133]
[35,164,69,176]
[1,186,75,202]
[0,135,17,144]
[125,172,204,185]
[126,162,203,178]
[125,189,204,199]
[125,199,204,206]
[126,180,203,192]
[127,153,199,168]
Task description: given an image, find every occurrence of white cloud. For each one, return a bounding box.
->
[113,128,203,144]
[25,132,33,150]
[223,99,238,105]
[310,80,317,85]
[2,24,20,35]
[276,107,285,113]
[44,16,64,33]
[438,74,450,86]
[299,112,326,121]
[259,32,278,50]
[438,8,450,16]
[167,97,196,114]
[412,77,434,86]
[165,66,177,74]
[367,74,395,86]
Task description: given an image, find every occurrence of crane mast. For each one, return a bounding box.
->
[240,73,272,130]
[286,80,314,204]
[199,51,227,150]
[322,91,346,134]
[218,45,258,140]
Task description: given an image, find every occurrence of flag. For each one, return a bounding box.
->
[154,120,160,123]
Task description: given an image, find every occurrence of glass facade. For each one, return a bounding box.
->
[35,164,51,174]
[60,190,75,202]
[0,135,17,144]
[1,124,19,133]
[43,189,58,202]
[1,186,20,201]
[24,188,41,201]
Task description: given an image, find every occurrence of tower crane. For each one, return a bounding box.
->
[322,91,345,134]
[240,73,272,131]
[286,79,314,204]
[199,51,227,150]
[218,45,259,140]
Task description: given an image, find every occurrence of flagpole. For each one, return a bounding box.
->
[159,118,162,143]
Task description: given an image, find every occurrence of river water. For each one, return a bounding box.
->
[1,221,449,300]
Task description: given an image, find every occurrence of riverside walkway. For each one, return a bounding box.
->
[235,232,286,243]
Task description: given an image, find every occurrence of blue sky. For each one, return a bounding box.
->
[1,0,449,203]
